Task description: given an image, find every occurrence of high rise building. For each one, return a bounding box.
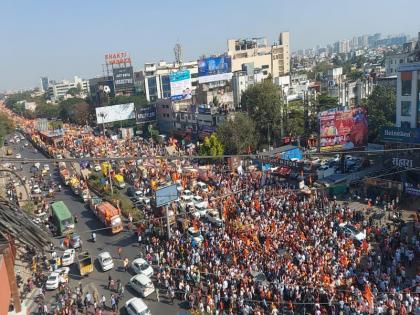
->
[227,32,290,79]
[40,77,49,92]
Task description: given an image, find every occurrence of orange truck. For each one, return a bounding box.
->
[91,201,123,234]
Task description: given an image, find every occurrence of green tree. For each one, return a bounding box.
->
[241,80,284,146]
[217,112,258,154]
[363,85,396,142]
[199,133,224,157]
[59,98,93,125]
[284,109,305,137]
[35,103,60,119]
[0,113,15,146]
[318,93,338,112]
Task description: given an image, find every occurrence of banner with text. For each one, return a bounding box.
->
[169,70,192,101]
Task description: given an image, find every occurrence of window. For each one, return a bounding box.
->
[401,121,411,129]
[262,65,269,69]
[401,71,412,96]
[401,101,411,116]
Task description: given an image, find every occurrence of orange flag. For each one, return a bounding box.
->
[363,284,373,308]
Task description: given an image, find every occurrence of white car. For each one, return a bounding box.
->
[205,210,223,227]
[193,195,208,208]
[45,267,69,290]
[43,164,50,171]
[125,298,151,315]
[339,223,366,241]
[32,185,42,194]
[182,190,193,200]
[98,251,114,271]
[15,153,21,159]
[129,274,155,298]
[61,249,75,266]
[192,204,208,218]
[197,181,208,192]
[131,258,153,277]
[187,227,204,244]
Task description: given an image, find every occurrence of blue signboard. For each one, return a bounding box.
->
[169,70,192,101]
[136,106,156,123]
[198,56,231,76]
[198,56,232,83]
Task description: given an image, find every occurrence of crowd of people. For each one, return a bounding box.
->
[1,103,419,314]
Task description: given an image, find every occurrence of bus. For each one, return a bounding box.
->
[51,201,74,236]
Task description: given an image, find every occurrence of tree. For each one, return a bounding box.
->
[199,133,224,157]
[241,80,284,146]
[59,98,93,125]
[109,95,148,108]
[0,113,14,146]
[35,103,60,119]
[217,112,258,154]
[318,93,338,112]
[363,85,396,142]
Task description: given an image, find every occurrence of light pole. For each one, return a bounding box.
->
[99,113,113,195]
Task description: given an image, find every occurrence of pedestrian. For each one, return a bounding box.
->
[79,239,83,251]
[108,275,113,290]
[170,287,175,304]
[101,295,106,309]
[117,247,122,259]
[110,294,116,312]
[156,288,160,303]
[123,258,129,272]
[138,233,142,246]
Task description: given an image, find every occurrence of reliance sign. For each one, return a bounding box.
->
[105,52,132,65]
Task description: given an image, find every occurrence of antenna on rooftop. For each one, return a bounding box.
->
[174,42,183,70]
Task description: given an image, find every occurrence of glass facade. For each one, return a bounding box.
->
[161,75,171,99]
[401,101,411,117]
[147,77,158,102]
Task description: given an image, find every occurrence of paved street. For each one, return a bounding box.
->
[7,136,185,315]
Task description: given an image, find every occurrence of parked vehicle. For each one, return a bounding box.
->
[90,200,123,234]
[131,258,153,277]
[69,233,81,249]
[61,249,75,266]
[45,267,69,290]
[51,201,74,236]
[128,274,155,298]
[205,210,223,227]
[125,298,151,315]
[76,251,93,276]
[97,252,114,271]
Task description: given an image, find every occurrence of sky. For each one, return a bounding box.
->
[0,0,419,91]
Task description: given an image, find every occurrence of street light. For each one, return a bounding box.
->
[99,112,113,195]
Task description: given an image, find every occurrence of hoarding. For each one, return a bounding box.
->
[155,184,178,207]
[198,56,232,83]
[381,127,420,144]
[105,52,131,65]
[95,103,135,124]
[404,182,420,196]
[169,70,192,101]
[319,108,368,151]
[136,105,157,123]
[113,66,134,92]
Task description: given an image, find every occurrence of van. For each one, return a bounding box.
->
[197,181,208,192]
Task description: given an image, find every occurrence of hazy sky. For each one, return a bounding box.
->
[1,0,419,91]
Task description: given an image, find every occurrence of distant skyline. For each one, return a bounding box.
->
[1,0,419,91]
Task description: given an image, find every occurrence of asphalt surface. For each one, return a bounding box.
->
[6,134,185,315]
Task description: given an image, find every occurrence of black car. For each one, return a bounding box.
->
[126,187,136,197]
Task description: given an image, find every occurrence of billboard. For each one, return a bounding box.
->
[105,52,131,65]
[381,127,420,144]
[404,182,420,196]
[169,70,192,101]
[155,184,178,207]
[113,66,134,93]
[136,105,157,123]
[198,56,232,83]
[319,108,368,151]
[95,103,135,124]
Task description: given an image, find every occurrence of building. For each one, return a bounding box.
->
[40,76,49,93]
[22,101,36,112]
[232,68,265,107]
[143,61,198,102]
[227,32,290,79]
[396,62,420,129]
[385,34,420,76]
[47,76,90,101]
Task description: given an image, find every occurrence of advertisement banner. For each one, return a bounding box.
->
[105,52,131,65]
[113,66,134,92]
[95,103,135,124]
[136,105,157,123]
[169,70,192,101]
[381,127,420,144]
[319,108,368,151]
[404,182,420,196]
[198,56,232,83]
